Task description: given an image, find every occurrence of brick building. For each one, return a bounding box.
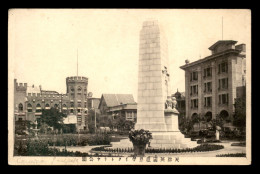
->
[14,76,92,131]
[180,40,246,126]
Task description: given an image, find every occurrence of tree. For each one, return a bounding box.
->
[41,108,66,130]
[233,97,246,128]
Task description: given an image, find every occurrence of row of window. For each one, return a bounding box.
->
[18,103,87,112]
[191,93,229,108]
[70,86,87,92]
[190,62,228,82]
[190,78,228,95]
[70,93,87,98]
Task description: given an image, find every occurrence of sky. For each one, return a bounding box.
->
[9,9,251,101]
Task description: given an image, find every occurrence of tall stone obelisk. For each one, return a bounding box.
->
[110,19,197,149]
[135,19,197,148]
[135,19,170,131]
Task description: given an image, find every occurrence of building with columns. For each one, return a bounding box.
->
[180,40,246,125]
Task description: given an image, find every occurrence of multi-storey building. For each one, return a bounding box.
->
[98,94,137,124]
[180,40,246,125]
[14,76,91,131]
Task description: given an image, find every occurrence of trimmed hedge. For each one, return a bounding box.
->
[216,153,246,157]
[92,144,224,153]
[14,139,115,157]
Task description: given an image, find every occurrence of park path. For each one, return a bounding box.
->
[50,140,246,157]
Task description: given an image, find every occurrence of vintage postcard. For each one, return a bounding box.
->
[8,9,251,165]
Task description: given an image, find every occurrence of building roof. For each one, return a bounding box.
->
[100,94,136,107]
[88,98,101,109]
[172,91,185,100]
[180,40,245,70]
[208,40,237,50]
[180,49,241,70]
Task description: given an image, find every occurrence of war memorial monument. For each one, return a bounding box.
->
[112,19,198,149]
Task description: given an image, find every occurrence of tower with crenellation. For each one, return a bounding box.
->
[66,76,89,131]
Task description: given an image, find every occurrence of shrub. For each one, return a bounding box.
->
[216,153,246,157]
[91,144,224,153]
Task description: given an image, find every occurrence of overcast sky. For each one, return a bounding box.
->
[9,9,251,100]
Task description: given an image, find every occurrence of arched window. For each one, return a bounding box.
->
[78,86,82,92]
[27,103,32,112]
[45,103,50,107]
[191,113,199,123]
[18,103,23,111]
[63,104,67,108]
[36,103,41,112]
[54,104,58,109]
[219,110,229,120]
[204,112,212,122]
[70,109,74,113]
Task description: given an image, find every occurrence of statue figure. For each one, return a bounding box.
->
[166,96,173,109]
[172,97,177,109]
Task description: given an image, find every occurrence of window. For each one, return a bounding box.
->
[71,103,74,107]
[193,72,198,81]
[78,103,81,107]
[70,109,74,113]
[77,109,81,113]
[207,82,212,92]
[219,78,228,90]
[219,62,228,74]
[78,86,82,92]
[27,103,32,112]
[54,104,58,109]
[204,67,212,78]
[207,67,212,77]
[45,103,50,107]
[191,99,198,108]
[190,71,198,81]
[190,85,198,95]
[77,116,82,122]
[63,104,67,108]
[204,97,212,107]
[18,103,23,111]
[36,103,41,112]
[219,94,229,105]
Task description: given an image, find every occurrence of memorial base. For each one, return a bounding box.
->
[110,131,197,149]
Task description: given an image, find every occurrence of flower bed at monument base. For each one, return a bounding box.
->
[91,144,224,153]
